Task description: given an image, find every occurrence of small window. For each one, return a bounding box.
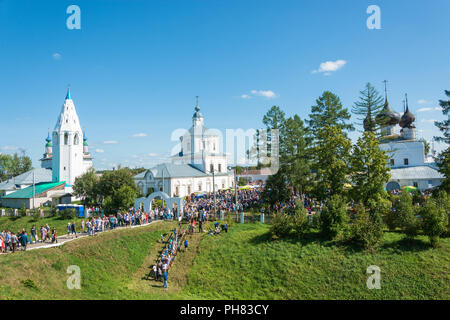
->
[218,164,222,172]
[404,158,409,165]
[390,159,395,166]
[64,133,69,145]
[74,134,79,145]
[210,164,214,172]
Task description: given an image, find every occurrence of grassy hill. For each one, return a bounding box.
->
[0,220,448,300]
[182,223,450,299]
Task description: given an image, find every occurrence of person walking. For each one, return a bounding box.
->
[71,222,77,238]
[51,228,57,243]
[67,223,71,237]
[163,270,168,289]
[184,239,188,251]
[153,264,158,281]
[10,233,18,253]
[20,232,28,251]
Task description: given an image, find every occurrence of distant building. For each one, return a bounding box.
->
[0,88,93,208]
[134,100,234,198]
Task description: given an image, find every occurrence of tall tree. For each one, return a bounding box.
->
[279,115,312,195]
[434,90,450,192]
[309,91,353,201]
[349,132,391,206]
[352,83,384,133]
[263,106,286,159]
[311,126,352,201]
[73,168,99,206]
[307,91,354,135]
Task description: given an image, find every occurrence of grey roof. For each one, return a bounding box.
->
[389,165,443,180]
[135,163,230,179]
[0,168,52,191]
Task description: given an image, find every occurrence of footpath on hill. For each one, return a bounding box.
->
[0,220,164,255]
[127,223,207,298]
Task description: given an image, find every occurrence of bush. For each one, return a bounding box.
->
[292,205,309,239]
[433,191,450,237]
[393,190,420,239]
[420,198,448,247]
[319,195,349,239]
[33,209,41,222]
[347,204,384,250]
[269,213,292,239]
[20,203,27,217]
[60,208,76,220]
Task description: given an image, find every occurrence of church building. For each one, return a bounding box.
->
[134,100,234,198]
[371,90,443,192]
[0,88,93,208]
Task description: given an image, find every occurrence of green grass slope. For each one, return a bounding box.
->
[182,223,450,300]
[0,221,176,300]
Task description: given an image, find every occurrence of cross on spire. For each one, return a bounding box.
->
[383,80,388,99]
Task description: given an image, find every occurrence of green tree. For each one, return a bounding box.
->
[307,91,354,134]
[352,83,384,133]
[319,194,349,239]
[280,115,312,195]
[432,190,450,236]
[420,198,448,247]
[348,204,384,250]
[97,167,137,200]
[73,168,99,206]
[349,131,391,206]
[393,191,420,239]
[0,151,33,181]
[262,170,290,211]
[312,126,352,201]
[269,213,292,239]
[292,204,309,239]
[434,90,450,193]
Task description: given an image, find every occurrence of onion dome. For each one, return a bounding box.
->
[193,104,203,119]
[399,95,415,128]
[375,97,400,126]
[45,132,52,147]
[83,134,88,146]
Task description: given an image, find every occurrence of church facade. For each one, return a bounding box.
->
[0,89,93,208]
[372,93,443,191]
[134,101,234,198]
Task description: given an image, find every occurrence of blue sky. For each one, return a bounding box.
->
[0,0,449,170]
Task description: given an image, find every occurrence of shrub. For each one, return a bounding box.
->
[20,203,27,217]
[433,191,450,237]
[420,198,448,247]
[33,209,41,222]
[60,208,76,220]
[269,213,292,239]
[319,195,349,239]
[292,205,309,239]
[393,190,420,239]
[347,204,384,250]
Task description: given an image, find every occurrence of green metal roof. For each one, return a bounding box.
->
[1,181,65,199]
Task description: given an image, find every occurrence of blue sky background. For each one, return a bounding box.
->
[0,0,449,170]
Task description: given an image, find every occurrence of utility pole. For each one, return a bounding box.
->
[32,170,35,209]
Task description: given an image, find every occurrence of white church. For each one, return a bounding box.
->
[0,88,93,208]
[371,92,443,191]
[134,100,234,198]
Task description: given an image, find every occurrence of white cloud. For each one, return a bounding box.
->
[417,99,431,105]
[52,53,61,60]
[250,90,277,99]
[417,107,433,112]
[241,94,251,99]
[103,140,118,144]
[312,59,347,74]
[421,119,437,123]
[95,149,105,153]
[132,133,147,138]
[1,146,18,151]
[149,153,158,157]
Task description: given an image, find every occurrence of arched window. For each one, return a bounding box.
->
[210,163,214,172]
[74,133,80,145]
[64,133,69,145]
[218,164,222,172]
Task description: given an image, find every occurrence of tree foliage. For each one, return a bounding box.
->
[73,168,99,206]
[319,194,349,239]
[0,151,33,182]
[393,191,420,239]
[349,131,391,206]
[419,198,448,247]
[352,83,384,133]
[434,90,450,193]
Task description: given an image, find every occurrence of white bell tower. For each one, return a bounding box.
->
[52,88,85,185]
